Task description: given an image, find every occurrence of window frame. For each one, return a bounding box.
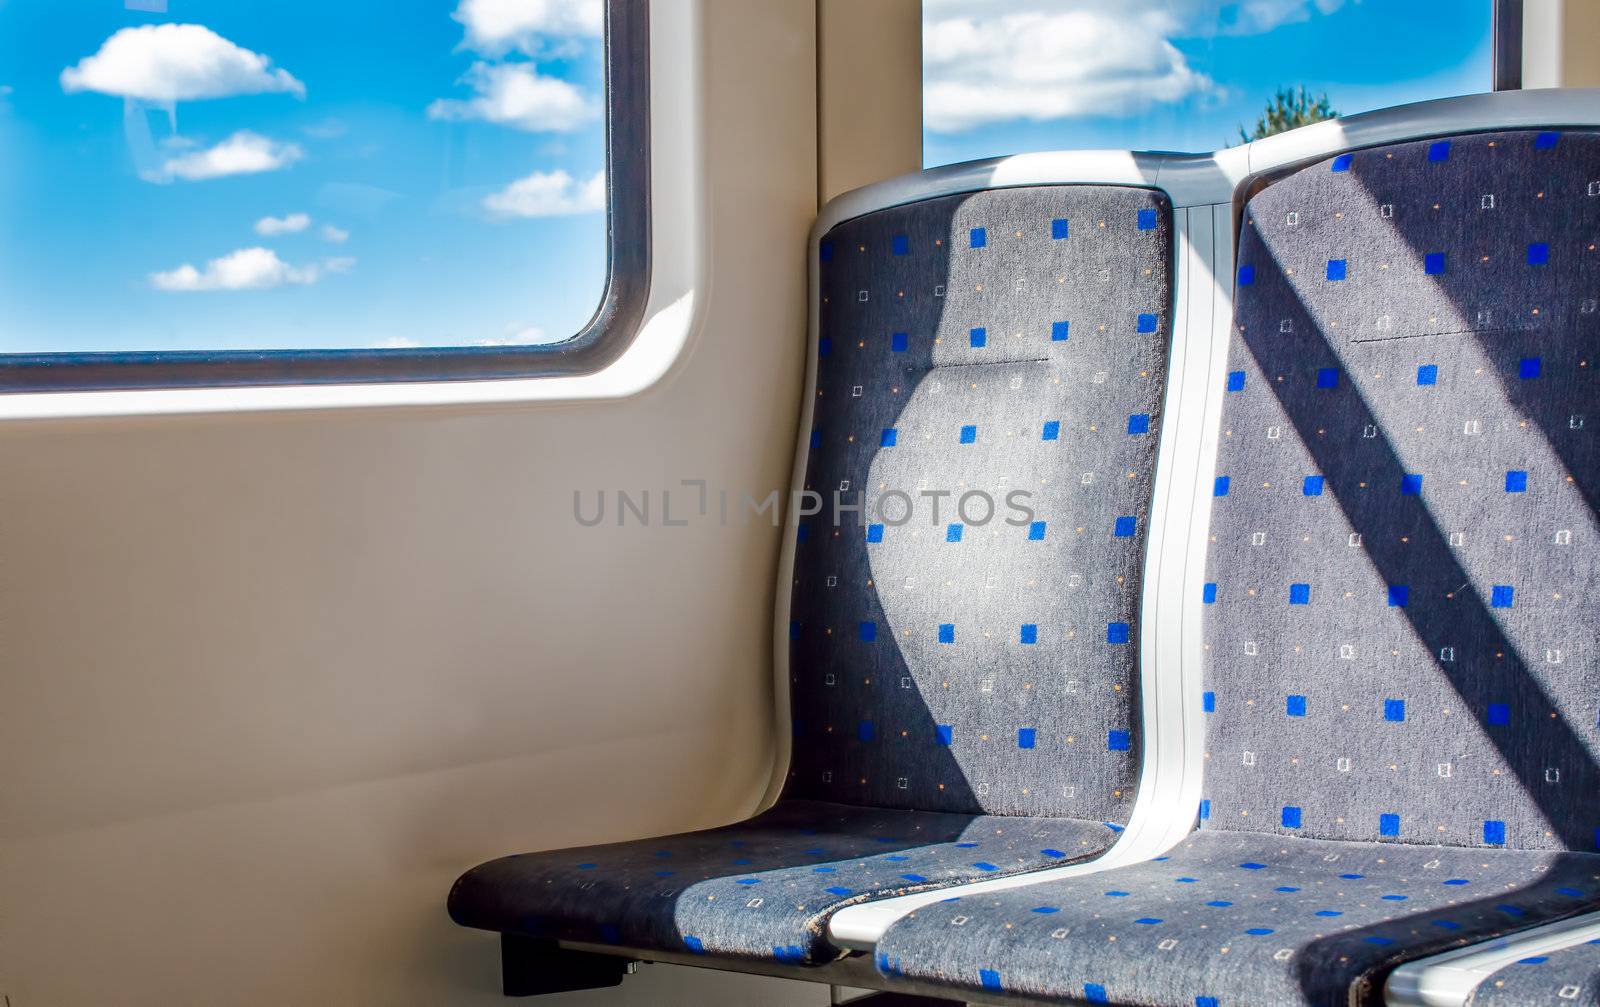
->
[1492,0,1524,91]
[0,0,651,393]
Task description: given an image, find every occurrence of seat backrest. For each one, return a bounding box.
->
[785,184,1173,820]
[1203,129,1600,851]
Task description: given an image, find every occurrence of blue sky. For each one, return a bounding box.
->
[0,0,607,352]
[0,1,1492,354]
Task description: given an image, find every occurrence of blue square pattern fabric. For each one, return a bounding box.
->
[870,131,1600,1003]
[1468,937,1600,1006]
[873,831,1600,1006]
[789,185,1171,820]
[449,186,1174,965]
[449,800,1122,966]
[1205,129,1600,856]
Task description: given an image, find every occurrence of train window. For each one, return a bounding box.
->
[0,0,648,390]
[923,0,1499,168]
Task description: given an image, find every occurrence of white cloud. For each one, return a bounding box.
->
[1215,0,1345,34]
[148,130,303,182]
[149,247,352,292]
[254,212,310,236]
[320,224,350,244]
[302,118,347,140]
[924,9,1213,132]
[450,0,601,56]
[428,61,596,132]
[476,326,547,345]
[921,0,1347,132]
[60,23,304,102]
[482,169,604,218]
[372,331,550,349]
[315,181,400,216]
[922,0,1343,35]
[475,322,549,345]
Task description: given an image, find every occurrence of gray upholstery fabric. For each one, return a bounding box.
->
[1204,129,1600,851]
[449,800,1119,963]
[448,185,1175,964]
[874,130,1600,1002]
[1469,938,1600,1006]
[874,831,1600,1006]
[790,185,1172,818]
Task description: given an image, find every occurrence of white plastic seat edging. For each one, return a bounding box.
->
[1386,911,1600,1007]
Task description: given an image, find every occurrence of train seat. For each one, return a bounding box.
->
[870,128,1600,1005]
[448,184,1175,973]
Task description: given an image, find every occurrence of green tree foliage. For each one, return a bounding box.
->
[1237,86,1338,143]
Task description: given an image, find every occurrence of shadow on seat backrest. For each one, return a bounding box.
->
[785,185,1174,821]
[1204,129,1600,851]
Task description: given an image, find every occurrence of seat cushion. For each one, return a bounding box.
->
[448,799,1120,964]
[873,831,1600,1005]
[1469,938,1600,1006]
